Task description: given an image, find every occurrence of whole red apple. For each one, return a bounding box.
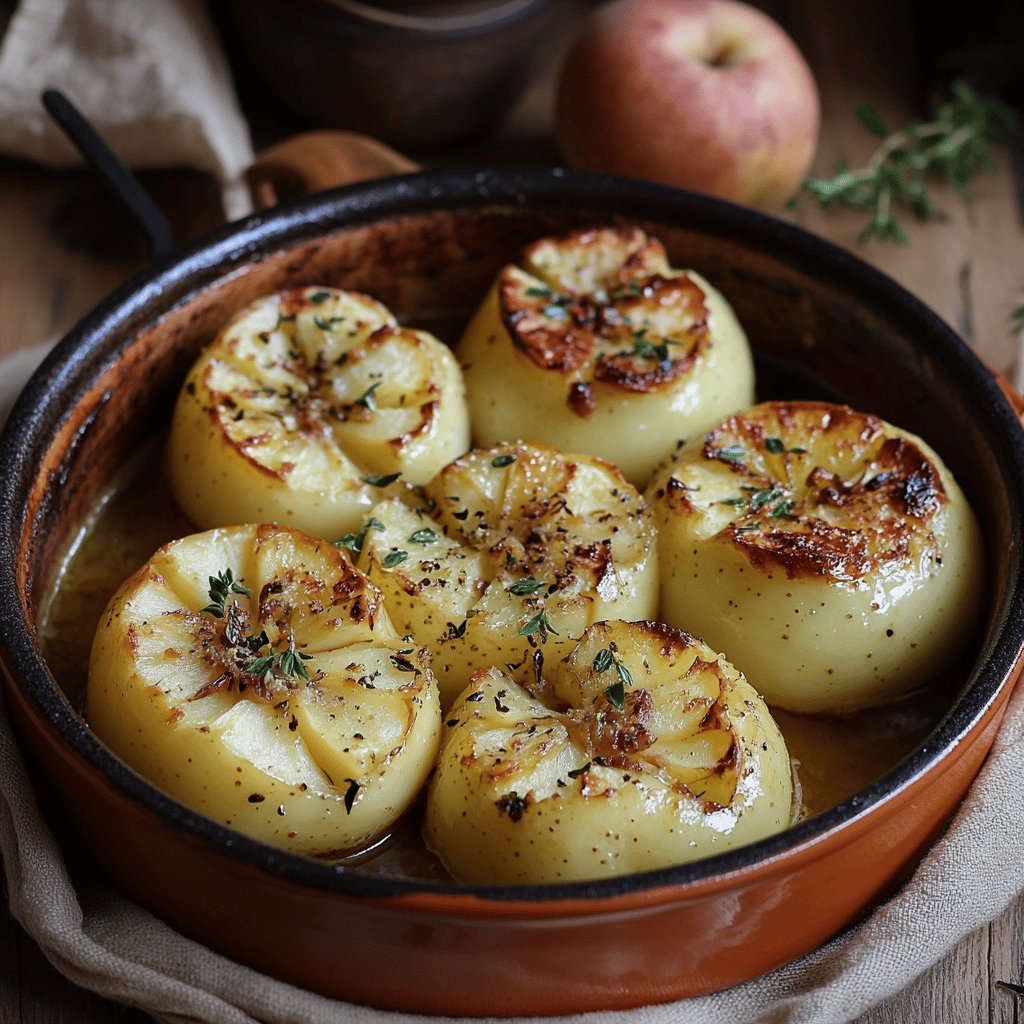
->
[555,0,820,208]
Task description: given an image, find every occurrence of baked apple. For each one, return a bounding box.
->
[424,620,793,884]
[167,287,469,538]
[87,523,441,855]
[646,401,984,712]
[456,226,754,485]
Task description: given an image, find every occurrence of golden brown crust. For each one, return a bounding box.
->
[666,401,947,582]
[496,226,710,407]
[207,315,443,476]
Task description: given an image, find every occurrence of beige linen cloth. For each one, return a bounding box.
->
[3,3,1024,1022]
[0,0,253,215]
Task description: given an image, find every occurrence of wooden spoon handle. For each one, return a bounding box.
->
[245,130,420,209]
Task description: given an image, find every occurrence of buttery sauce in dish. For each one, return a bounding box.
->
[38,438,954,881]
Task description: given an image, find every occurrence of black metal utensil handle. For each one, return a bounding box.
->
[42,88,175,260]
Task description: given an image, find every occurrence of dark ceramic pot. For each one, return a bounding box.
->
[1,169,1022,1015]
[212,0,561,148]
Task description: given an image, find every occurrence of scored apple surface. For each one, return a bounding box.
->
[424,620,794,884]
[456,226,754,485]
[356,441,659,708]
[167,286,470,539]
[646,401,985,713]
[87,523,441,855]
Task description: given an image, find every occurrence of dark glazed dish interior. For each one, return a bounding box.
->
[1,170,1023,1011]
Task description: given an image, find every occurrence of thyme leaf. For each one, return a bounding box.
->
[362,472,401,488]
[353,381,382,409]
[313,315,345,331]
[201,568,251,618]
[250,633,312,684]
[604,680,626,710]
[518,611,558,639]
[334,517,385,554]
[507,577,544,595]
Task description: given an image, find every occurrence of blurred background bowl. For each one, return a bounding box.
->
[212,0,562,149]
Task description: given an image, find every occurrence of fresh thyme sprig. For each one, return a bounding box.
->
[592,646,632,709]
[201,568,251,617]
[1011,301,1024,337]
[249,632,312,683]
[798,79,1018,244]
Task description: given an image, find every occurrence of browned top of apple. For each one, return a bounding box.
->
[655,401,947,582]
[497,226,710,404]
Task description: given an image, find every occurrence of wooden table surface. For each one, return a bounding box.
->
[2,2,1024,1021]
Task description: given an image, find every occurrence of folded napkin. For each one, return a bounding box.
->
[0,0,253,216]
[2,346,1024,1023]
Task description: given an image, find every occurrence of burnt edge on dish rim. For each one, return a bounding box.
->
[1,167,1022,904]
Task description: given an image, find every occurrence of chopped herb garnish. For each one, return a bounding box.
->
[201,568,251,618]
[593,646,632,694]
[507,577,544,595]
[408,528,437,544]
[308,290,332,304]
[716,445,746,463]
[769,500,797,519]
[390,653,419,673]
[764,437,806,456]
[496,791,528,821]
[353,380,382,409]
[567,762,591,779]
[605,680,626,710]
[333,517,385,554]
[750,488,785,511]
[518,611,559,639]
[362,472,401,488]
[719,496,747,507]
[631,329,681,363]
[382,549,408,568]
[491,454,516,468]
[313,315,345,331]
[250,633,312,683]
[526,286,554,299]
[274,313,297,329]
[613,281,645,299]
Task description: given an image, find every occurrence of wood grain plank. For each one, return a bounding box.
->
[991,890,1024,1024]
[0,898,152,1024]
[855,924,991,1022]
